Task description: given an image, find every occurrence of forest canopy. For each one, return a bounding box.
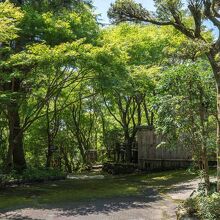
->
[0,0,218,194]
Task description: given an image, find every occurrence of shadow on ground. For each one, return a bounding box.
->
[1,170,205,219]
[0,189,164,219]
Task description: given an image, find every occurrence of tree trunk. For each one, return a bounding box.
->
[46,141,53,168]
[46,103,53,168]
[5,140,13,172]
[217,85,220,191]
[206,50,220,191]
[78,143,87,164]
[201,146,210,191]
[199,87,210,191]
[7,102,26,172]
[60,146,72,173]
[125,143,132,162]
[124,133,132,163]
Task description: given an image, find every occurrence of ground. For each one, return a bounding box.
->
[0,170,213,220]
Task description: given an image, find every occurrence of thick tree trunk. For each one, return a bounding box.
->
[7,102,26,172]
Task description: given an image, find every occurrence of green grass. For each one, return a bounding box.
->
[0,179,139,210]
[0,169,215,211]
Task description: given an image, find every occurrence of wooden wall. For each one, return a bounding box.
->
[137,126,192,170]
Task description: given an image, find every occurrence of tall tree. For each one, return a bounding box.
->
[93,24,182,162]
[0,0,98,171]
[108,0,220,191]
[156,61,216,189]
[0,1,25,171]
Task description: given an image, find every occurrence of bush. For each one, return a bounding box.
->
[0,167,66,188]
[0,174,11,188]
[197,193,220,220]
[18,167,66,182]
[183,197,199,217]
[103,162,138,175]
[182,192,220,220]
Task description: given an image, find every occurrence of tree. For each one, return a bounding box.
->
[92,23,182,162]
[0,0,98,171]
[0,0,23,42]
[156,61,216,189]
[0,1,25,171]
[108,0,220,191]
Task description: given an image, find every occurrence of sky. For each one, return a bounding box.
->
[93,0,155,24]
[92,0,218,36]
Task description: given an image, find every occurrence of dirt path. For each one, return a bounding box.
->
[0,178,203,220]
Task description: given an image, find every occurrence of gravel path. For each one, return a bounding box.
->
[0,178,203,220]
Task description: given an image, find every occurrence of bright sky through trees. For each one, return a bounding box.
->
[93,0,155,24]
[93,0,217,36]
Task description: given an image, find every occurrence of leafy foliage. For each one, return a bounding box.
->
[0,1,218,200]
[184,192,220,220]
[0,1,23,42]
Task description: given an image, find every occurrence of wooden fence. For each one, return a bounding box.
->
[137,126,192,170]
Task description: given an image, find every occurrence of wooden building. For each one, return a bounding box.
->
[137,126,192,171]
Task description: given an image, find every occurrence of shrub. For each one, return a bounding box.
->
[0,167,66,188]
[183,197,199,217]
[15,167,66,182]
[182,192,220,220]
[0,174,11,188]
[197,193,220,220]
[103,162,138,175]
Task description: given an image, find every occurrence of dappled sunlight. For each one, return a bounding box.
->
[152,175,172,181]
[1,0,220,219]
[0,169,209,219]
[0,170,197,211]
